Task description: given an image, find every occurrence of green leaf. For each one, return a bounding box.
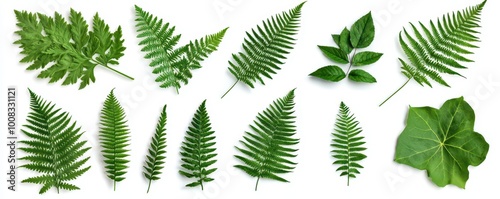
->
[350,12,375,48]
[339,28,353,54]
[20,89,91,194]
[99,89,131,190]
[309,65,346,82]
[234,89,298,191]
[332,34,340,46]
[352,51,383,66]
[179,100,218,190]
[395,97,489,188]
[380,1,487,106]
[143,105,168,193]
[223,2,305,97]
[135,5,228,93]
[14,9,133,89]
[348,69,376,83]
[332,102,366,186]
[318,46,349,64]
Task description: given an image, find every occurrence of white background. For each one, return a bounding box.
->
[1,0,499,198]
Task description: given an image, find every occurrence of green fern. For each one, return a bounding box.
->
[332,102,366,186]
[234,89,298,191]
[379,0,487,106]
[99,89,130,191]
[179,100,218,190]
[19,89,91,194]
[221,2,305,98]
[14,9,133,89]
[143,105,168,193]
[134,5,228,93]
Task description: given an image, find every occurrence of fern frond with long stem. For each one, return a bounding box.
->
[379,0,486,106]
[221,2,305,98]
[14,9,133,89]
[234,89,299,191]
[332,102,366,186]
[179,100,218,190]
[135,5,228,93]
[19,89,91,194]
[143,105,168,193]
[99,89,131,191]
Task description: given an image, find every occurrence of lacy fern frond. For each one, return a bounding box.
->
[234,89,298,191]
[144,105,168,193]
[19,89,91,194]
[99,89,130,191]
[380,0,486,106]
[134,5,228,93]
[332,102,366,186]
[13,9,133,89]
[179,100,218,190]
[221,2,305,98]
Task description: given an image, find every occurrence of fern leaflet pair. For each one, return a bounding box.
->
[135,5,227,93]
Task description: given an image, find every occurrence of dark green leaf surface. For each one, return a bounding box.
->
[20,89,91,194]
[339,28,353,54]
[223,2,305,98]
[318,46,349,64]
[234,89,299,191]
[309,65,346,82]
[349,12,375,48]
[135,5,227,93]
[99,89,131,191]
[395,97,489,188]
[352,51,383,66]
[332,102,366,186]
[144,105,168,193]
[348,69,376,83]
[179,100,218,190]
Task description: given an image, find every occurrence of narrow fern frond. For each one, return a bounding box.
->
[332,102,367,186]
[221,2,305,98]
[135,5,228,93]
[20,89,91,194]
[380,0,486,106]
[234,89,298,191]
[99,89,131,191]
[179,100,218,190]
[144,105,168,193]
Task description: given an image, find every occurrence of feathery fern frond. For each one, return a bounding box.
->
[19,89,91,194]
[221,2,305,98]
[99,89,130,191]
[234,89,298,191]
[144,105,168,193]
[134,5,228,93]
[179,100,218,190]
[380,0,487,106]
[332,102,366,186]
[13,9,133,89]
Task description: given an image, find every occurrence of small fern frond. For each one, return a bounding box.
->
[179,100,218,190]
[380,0,486,106]
[20,89,91,194]
[332,102,367,186]
[135,5,227,93]
[99,89,131,191]
[144,105,168,193]
[234,89,299,191]
[221,2,305,98]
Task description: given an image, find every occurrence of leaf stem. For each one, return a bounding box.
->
[221,80,239,99]
[114,180,116,191]
[100,64,135,80]
[146,179,152,193]
[379,78,412,107]
[346,49,358,75]
[255,177,260,191]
